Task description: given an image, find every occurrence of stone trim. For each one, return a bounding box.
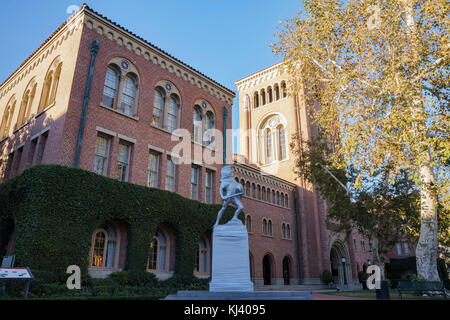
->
[117,134,136,144]
[96,126,117,137]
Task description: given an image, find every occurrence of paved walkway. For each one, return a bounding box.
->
[312,292,374,300]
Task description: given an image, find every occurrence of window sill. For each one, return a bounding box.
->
[192,140,216,151]
[253,96,289,110]
[13,121,30,134]
[259,158,290,167]
[99,103,139,121]
[35,102,56,119]
[282,237,292,241]
[149,124,182,137]
[262,234,274,238]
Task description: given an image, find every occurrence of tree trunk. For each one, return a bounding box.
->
[371,237,385,280]
[415,162,440,281]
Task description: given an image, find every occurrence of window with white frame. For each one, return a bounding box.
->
[115,142,131,182]
[147,152,160,188]
[147,228,168,272]
[191,166,200,200]
[90,224,118,269]
[205,170,213,203]
[101,59,139,117]
[93,134,111,176]
[165,156,176,192]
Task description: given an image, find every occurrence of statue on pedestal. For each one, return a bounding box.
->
[214,166,244,226]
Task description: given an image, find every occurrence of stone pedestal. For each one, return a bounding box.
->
[209,219,254,292]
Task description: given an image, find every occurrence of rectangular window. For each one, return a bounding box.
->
[115,142,131,182]
[147,152,160,188]
[165,157,176,192]
[397,243,403,255]
[191,166,199,200]
[35,131,48,165]
[93,134,111,176]
[403,242,410,255]
[28,137,38,167]
[13,146,23,176]
[205,170,213,203]
[4,151,14,179]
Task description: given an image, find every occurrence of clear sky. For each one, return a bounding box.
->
[0,0,304,153]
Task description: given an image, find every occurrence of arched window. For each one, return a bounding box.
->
[286,224,291,239]
[0,98,16,139]
[39,58,62,113]
[167,94,180,133]
[246,215,252,233]
[193,106,203,143]
[16,80,37,128]
[90,224,118,269]
[254,92,259,108]
[272,190,276,204]
[147,228,168,272]
[245,181,250,196]
[262,218,268,235]
[277,125,287,160]
[120,74,138,116]
[261,89,266,105]
[267,188,271,202]
[268,220,273,236]
[262,187,266,201]
[152,87,165,127]
[285,194,289,207]
[282,223,286,239]
[204,111,215,146]
[195,236,209,274]
[258,114,287,165]
[251,183,256,198]
[102,66,120,108]
[268,86,273,103]
[274,84,280,100]
[281,81,287,98]
[264,128,273,164]
[257,185,261,200]
[276,191,280,205]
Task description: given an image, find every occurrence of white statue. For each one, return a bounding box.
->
[214,166,244,226]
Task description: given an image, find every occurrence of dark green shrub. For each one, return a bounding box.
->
[321,270,333,284]
[358,271,368,283]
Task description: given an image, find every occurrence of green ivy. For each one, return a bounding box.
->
[0,165,240,281]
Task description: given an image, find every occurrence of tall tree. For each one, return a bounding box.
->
[291,134,420,280]
[273,0,449,280]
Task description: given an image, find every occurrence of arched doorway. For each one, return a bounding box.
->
[263,255,272,285]
[283,256,291,285]
[330,241,351,285]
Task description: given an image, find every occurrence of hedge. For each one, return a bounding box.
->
[0,165,240,281]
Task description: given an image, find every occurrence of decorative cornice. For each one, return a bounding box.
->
[0,7,85,98]
[235,62,287,92]
[231,161,296,192]
[82,5,235,104]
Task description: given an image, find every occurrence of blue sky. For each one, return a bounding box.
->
[0,0,303,153]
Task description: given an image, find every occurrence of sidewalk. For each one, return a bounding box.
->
[312,292,374,300]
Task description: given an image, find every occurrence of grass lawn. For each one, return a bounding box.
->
[321,289,447,300]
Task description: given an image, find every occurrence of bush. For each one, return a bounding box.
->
[321,270,333,284]
[358,271,368,283]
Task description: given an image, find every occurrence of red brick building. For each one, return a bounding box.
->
[0,4,414,288]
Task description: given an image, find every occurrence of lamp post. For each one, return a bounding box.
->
[341,257,348,285]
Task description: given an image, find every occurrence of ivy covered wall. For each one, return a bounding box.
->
[0,165,239,279]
